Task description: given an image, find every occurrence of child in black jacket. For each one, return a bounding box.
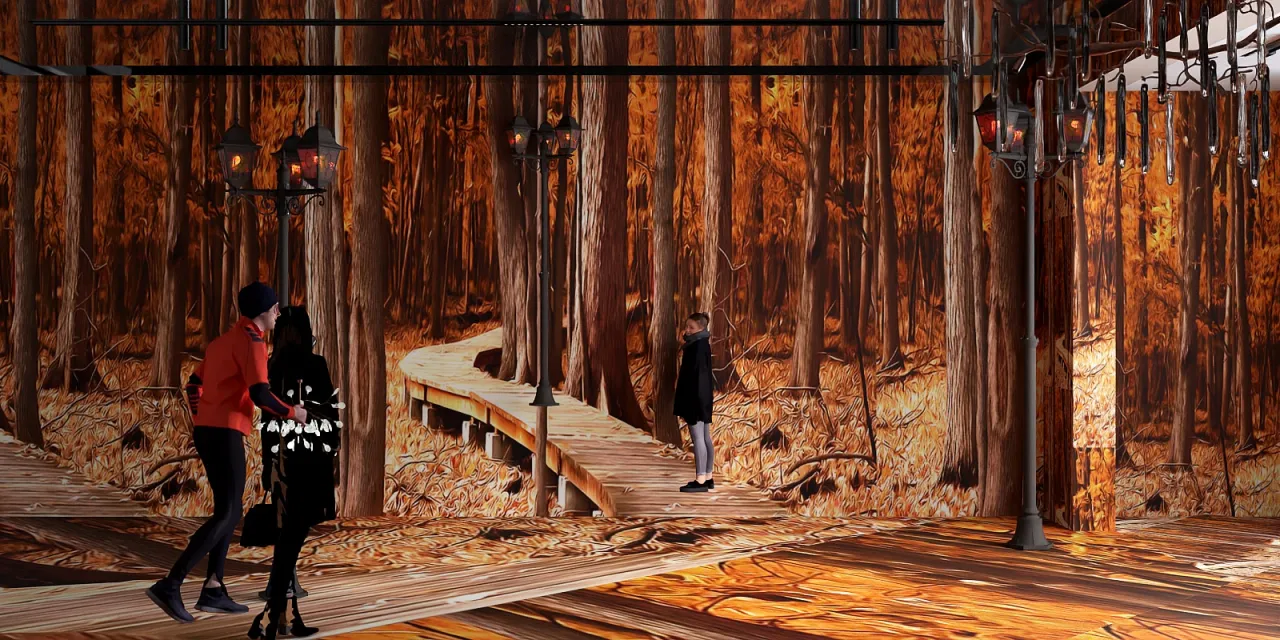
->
[673,312,715,492]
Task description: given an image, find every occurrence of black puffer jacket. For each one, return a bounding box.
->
[673,334,714,426]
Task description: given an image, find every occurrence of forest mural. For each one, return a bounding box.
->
[0,0,1276,528]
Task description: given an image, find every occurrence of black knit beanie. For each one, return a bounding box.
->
[237,282,279,319]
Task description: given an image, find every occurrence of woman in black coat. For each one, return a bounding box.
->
[250,307,340,640]
[673,312,715,493]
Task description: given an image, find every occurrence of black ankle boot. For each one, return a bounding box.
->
[248,602,287,640]
[289,594,319,637]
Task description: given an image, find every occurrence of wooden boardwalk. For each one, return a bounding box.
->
[400,329,785,518]
[0,437,146,518]
[341,516,1280,640]
[0,515,889,638]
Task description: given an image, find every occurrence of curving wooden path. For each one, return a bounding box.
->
[399,329,785,518]
[0,437,146,517]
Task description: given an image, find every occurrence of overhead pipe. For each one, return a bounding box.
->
[1228,0,1239,92]
[1143,0,1153,57]
[1157,12,1167,101]
[178,0,191,51]
[1035,78,1046,174]
[1262,67,1271,161]
[1140,83,1150,173]
[1238,72,1249,165]
[1250,93,1261,186]
[1209,60,1220,155]
[217,0,227,51]
[1096,76,1107,165]
[1166,92,1176,184]
[1179,0,1189,56]
[1199,5,1211,96]
[1116,72,1127,168]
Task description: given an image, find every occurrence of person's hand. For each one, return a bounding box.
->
[293,405,309,425]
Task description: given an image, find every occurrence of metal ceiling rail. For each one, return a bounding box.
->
[32,17,943,28]
[0,60,950,77]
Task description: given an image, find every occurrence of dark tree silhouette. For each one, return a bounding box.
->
[649,0,682,446]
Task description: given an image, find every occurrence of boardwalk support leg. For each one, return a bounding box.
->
[558,476,594,514]
[462,420,491,447]
[408,395,424,425]
[485,431,517,463]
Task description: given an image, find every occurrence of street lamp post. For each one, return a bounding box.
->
[974,88,1092,551]
[216,112,345,304]
[507,114,581,517]
[506,0,582,518]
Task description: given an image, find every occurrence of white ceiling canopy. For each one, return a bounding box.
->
[1083,3,1277,92]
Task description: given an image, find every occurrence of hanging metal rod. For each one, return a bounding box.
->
[0,60,950,77]
[32,17,943,28]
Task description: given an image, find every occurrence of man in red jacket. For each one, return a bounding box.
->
[147,282,308,624]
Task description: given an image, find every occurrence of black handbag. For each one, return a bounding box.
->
[239,501,278,548]
[240,446,282,548]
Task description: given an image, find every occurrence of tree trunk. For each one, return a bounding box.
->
[487,1,535,384]
[234,1,259,297]
[939,0,978,487]
[151,56,197,389]
[550,36,572,387]
[874,0,902,370]
[648,0,681,447]
[751,32,768,337]
[1137,180,1150,424]
[331,6,350,430]
[1231,136,1255,451]
[428,58,455,339]
[1115,159,1131,467]
[1074,162,1092,336]
[43,0,101,392]
[112,27,130,337]
[790,0,835,389]
[305,0,342,383]
[839,30,866,354]
[972,159,990,501]
[1169,93,1208,467]
[202,68,226,347]
[701,0,735,377]
[981,144,1023,516]
[12,0,43,446]
[519,36,542,387]
[576,0,647,428]
[342,0,388,517]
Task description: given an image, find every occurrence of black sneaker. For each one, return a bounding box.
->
[680,481,709,493]
[196,584,249,614]
[704,479,715,490]
[146,580,194,623]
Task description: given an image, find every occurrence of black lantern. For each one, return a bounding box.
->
[505,0,534,20]
[299,113,346,189]
[538,122,557,155]
[277,125,304,190]
[508,116,533,155]
[1059,97,1094,156]
[216,122,260,191]
[555,0,582,19]
[975,93,1030,155]
[555,115,582,153]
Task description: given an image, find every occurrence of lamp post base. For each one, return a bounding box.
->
[531,384,558,408]
[1006,514,1052,551]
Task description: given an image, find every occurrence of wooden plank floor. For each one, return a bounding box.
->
[399,330,785,518]
[0,515,902,638]
[0,436,147,518]
[341,516,1280,640]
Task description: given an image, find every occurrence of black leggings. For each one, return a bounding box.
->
[166,427,246,584]
[265,519,311,608]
